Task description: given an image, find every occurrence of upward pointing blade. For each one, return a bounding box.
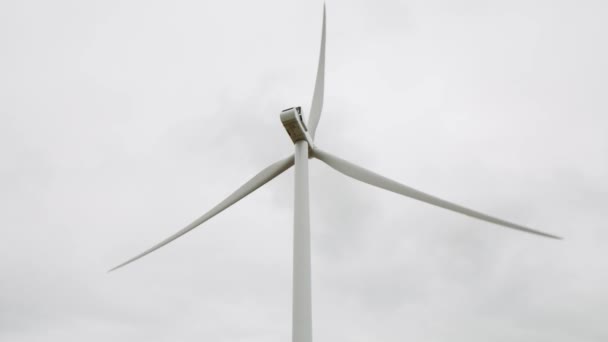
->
[314,148,561,239]
[307,4,326,139]
[109,155,295,272]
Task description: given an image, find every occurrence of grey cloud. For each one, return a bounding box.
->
[1,0,607,341]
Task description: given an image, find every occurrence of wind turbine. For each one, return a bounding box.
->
[110,4,560,342]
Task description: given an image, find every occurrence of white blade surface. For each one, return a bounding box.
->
[314,148,561,239]
[307,4,326,138]
[109,155,295,272]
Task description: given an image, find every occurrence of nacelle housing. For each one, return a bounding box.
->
[280,106,314,146]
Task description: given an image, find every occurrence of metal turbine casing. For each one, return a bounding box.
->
[280,106,315,148]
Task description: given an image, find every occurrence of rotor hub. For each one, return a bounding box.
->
[280,106,314,147]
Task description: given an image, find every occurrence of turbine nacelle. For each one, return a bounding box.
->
[280,106,315,148]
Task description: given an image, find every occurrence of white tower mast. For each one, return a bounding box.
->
[293,140,312,342]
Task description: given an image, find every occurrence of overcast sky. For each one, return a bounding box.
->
[1,0,607,341]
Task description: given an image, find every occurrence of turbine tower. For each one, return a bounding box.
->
[110,5,560,341]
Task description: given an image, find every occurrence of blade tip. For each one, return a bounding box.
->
[107,260,130,273]
[540,232,562,240]
[107,266,120,273]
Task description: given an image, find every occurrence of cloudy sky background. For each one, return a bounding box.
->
[1,0,607,340]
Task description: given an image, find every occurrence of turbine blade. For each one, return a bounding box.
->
[307,3,326,138]
[109,155,295,272]
[313,148,561,239]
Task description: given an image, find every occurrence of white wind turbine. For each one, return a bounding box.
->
[110,4,560,342]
